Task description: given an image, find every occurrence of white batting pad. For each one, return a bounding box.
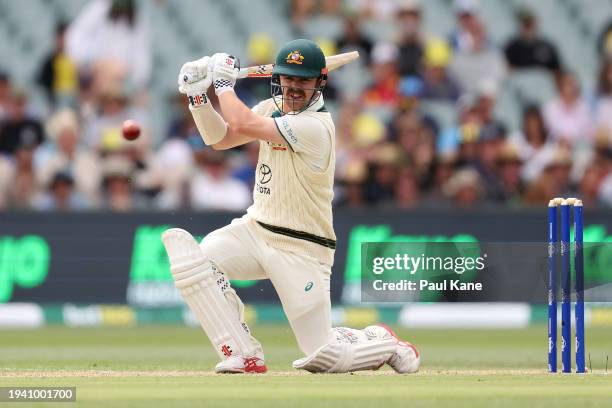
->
[162,228,259,360]
[292,329,396,373]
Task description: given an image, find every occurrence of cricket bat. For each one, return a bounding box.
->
[239,50,360,78]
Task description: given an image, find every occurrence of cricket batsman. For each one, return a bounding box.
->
[162,39,420,374]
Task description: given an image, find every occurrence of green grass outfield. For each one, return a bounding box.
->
[0,325,610,407]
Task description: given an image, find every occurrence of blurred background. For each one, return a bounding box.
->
[1,0,612,330]
[1,0,612,211]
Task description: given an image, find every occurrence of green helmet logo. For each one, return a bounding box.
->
[273,39,327,78]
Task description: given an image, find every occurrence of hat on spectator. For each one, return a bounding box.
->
[369,143,403,166]
[424,38,452,68]
[497,143,522,164]
[352,113,386,146]
[476,80,498,99]
[101,155,134,181]
[399,76,424,98]
[49,171,75,189]
[397,0,421,14]
[371,42,399,64]
[339,160,368,184]
[316,38,337,59]
[546,147,572,168]
[247,33,276,64]
[454,0,479,15]
[442,167,482,197]
[516,8,536,24]
[46,109,80,142]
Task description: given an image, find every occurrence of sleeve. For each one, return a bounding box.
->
[273,114,331,160]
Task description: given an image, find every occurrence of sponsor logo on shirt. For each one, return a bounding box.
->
[255,163,271,195]
[258,164,272,184]
[280,118,298,144]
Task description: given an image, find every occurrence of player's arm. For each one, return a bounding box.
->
[178,56,229,146]
[210,53,285,147]
[217,92,284,146]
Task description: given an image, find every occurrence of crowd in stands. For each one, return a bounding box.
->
[1,0,612,211]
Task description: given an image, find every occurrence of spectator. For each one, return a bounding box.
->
[448,1,506,94]
[66,0,151,90]
[579,164,608,208]
[350,0,401,21]
[153,98,198,210]
[429,154,457,200]
[335,160,367,208]
[442,167,483,208]
[449,0,483,53]
[509,105,557,183]
[543,71,593,145]
[392,110,436,188]
[364,143,401,204]
[362,43,401,110]
[33,172,89,211]
[474,81,505,132]
[303,0,344,40]
[336,15,373,64]
[290,0,317,36]
[0,155,13,209]
[100,155,145,211]
[545,147,575,196]
[395,0,424,77]
[0,71,11,121]
[438,95,482,158]
[83,86,147,150]
[34,109,101,205]
[597,19,612,58]
[496,143,524,204]
[595,59,612,138]
[37,22,78,107]
[394,166,420,209]
[504,9,561,72]
[190,149,251,211]
[472,124,506,201]
[420,39,461,102]
[6,143,40,209]
[0,91,45,155]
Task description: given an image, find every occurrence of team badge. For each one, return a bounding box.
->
[286,50,305,65]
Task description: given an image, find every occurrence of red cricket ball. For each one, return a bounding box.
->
[122,119,141,141]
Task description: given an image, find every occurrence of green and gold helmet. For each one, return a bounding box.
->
[271,39,328,114]
[272,39,327,78]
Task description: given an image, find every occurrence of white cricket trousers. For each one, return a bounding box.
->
[199,216,333,356]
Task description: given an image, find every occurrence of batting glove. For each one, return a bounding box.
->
[210,53,240,96]
[178,56,212,107]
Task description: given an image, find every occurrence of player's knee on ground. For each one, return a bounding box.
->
[292,328,396,373]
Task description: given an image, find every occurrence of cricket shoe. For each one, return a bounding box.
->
[365,324,420,374]
[214,355,267,374]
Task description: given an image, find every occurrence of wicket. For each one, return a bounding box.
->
[547,197,585,374]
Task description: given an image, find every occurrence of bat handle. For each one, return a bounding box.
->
[238,68,249,79]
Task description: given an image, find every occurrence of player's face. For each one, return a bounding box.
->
[279,75,319,113]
